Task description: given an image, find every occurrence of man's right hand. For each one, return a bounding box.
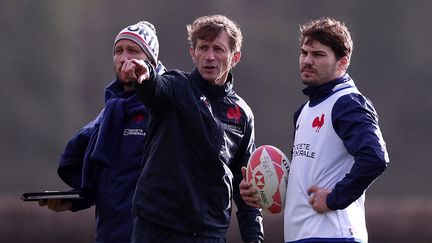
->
[120,59,150,84]
[39,199,72,212]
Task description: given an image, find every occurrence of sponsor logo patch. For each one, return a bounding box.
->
[123,129,146,136]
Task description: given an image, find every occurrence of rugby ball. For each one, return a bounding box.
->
[246,145,290,214]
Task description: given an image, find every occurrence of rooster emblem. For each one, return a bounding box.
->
[312,114,324,132]
[227,105,241,123]
[133,114,145,122]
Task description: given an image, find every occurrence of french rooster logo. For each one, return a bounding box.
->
[227,104,241,123]
[312,114,324,132]
[133,114,145,123]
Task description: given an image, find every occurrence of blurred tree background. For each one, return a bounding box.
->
[1,0,431,242]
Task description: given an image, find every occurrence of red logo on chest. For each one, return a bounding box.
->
[133,114,145,122]
[227,105,241,123]
[312,114,325,132]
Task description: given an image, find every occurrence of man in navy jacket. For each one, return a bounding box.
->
[120,15,264,243]
[38,21,165,243]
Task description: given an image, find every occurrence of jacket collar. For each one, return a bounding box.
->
[105,79,136,102]
[302,73,352,106]
[190,69,234,98]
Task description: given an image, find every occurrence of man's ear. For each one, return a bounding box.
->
[338,56,349,71]
[189,47,196,63]
[231,51,241,68]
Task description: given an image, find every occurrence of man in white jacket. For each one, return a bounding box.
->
[240,17,389,243]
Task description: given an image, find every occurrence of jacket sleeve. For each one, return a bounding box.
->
[292,103,306,143]
[64,188,96,212]
[133,63,179,113]
[57,110,103,188]
[232,113,264,243]
[327,94,389,210]
[57,110,103,211]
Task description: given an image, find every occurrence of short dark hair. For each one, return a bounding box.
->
[187,15,242,52]
[300,17,353,61]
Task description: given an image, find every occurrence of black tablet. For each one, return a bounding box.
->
[21,191,84,201]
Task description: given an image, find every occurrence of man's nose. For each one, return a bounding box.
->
[204,49,215,60]
[302,54,313,65]
[119,52,132,63]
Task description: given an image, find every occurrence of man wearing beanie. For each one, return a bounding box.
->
[38,21,166,243]
[121,15,264,243]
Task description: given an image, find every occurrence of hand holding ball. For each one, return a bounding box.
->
[246,145,290,214]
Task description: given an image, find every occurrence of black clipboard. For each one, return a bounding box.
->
[21,191,84,201]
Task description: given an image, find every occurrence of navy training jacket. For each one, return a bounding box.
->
[58,79,149,243]
[132,68,264,242]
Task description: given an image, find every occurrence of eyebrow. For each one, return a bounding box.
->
[301,48,327,55]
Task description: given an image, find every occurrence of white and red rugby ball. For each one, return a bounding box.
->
[246,145,290,214]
